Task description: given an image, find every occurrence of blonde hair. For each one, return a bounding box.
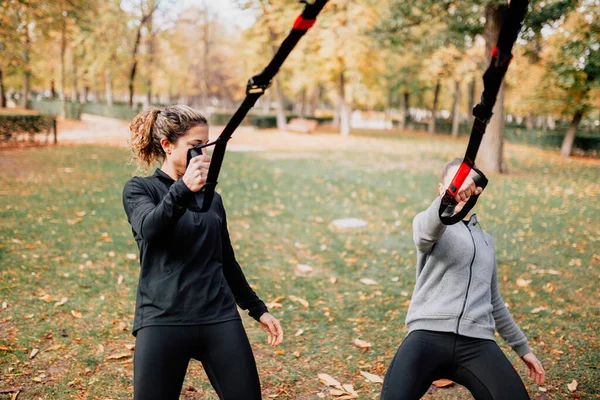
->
[129,105,208,169]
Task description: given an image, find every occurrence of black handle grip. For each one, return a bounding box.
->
[186,143,217,212]
[439,168,488,225]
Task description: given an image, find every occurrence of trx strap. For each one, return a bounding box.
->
[439,0,529,225]
[186,0,329,212]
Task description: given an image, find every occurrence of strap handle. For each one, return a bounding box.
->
[439,167,488,225]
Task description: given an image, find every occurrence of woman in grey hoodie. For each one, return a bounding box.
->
[380,158,545,400]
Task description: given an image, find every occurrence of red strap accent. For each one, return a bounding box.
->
[491,46,513,66]
[448,162,473,196]
[293,15,316,30]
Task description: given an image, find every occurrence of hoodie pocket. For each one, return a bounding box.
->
[423,272,469,317]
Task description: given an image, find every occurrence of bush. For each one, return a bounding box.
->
[0,114,56,142]
[28,99,83,120]
[82,102,141,120]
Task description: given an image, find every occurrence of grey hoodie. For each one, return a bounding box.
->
[405,196,531,357]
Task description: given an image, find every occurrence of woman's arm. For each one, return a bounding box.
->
[490,255,532,357]
[413,196,447,252]
[219,204,268,321]
[122,177,193,242]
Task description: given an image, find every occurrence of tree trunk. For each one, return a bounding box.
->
[298,87,306,118]
[61,19,67,117]
[22,24,31,109]
[479,3,508,173]
[0,66,6,108]
[105,69,113,106]
[451,79,461,138]
[308,85,320,116]
[71,45,79,103]
[146,1,155,107]
[338,71,350,136]
[467,78,475,127]
[274,77,286,130]
[50,79,56,99]
[129,23,143,109]
[201,6,209,110]
[262,89,271,115]
[525,113,534,130]
[82,86,89,104]
[428,79,440,135]
[398,90,406,130]
[560,111,583,157]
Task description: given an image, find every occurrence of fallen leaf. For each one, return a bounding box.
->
[531,307,546,314]
[538,387,547,392]
[32,377,42,383]
[360,278,378,285]
[289,295,309,308]
[39,294,56,303]
[432,379,454,388]
[294,351,301,358]
[353,338,372,349]
[296,264,313,275]
[118,275,124,285]
[318,373,343,389]
[0,346,14,351]
[54,297,68,307]
[567,379,578,392]
[126,253,137,260]
[330,389,346,396]
[359,371,384,383]
[295,329,305,337]
[75,211,87,217]
[106,352,131,360]
[119,321,128,331]
[11,238,22,244]
[45,344,63,352]
[67,218,82,225]
[29,348,39,359]
[516,278,532,288]
[125,344,135,351]
[2,301,7,309]
[71,310,83,318]
[329,276,338,284]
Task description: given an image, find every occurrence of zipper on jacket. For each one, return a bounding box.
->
[456,223,476,334]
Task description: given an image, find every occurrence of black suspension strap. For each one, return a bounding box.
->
[439,0,529,225]
[187,0,329,212]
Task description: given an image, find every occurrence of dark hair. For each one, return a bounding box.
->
[440,158,477,183]
[129,105,208,169]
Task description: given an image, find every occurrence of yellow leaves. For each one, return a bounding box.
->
[38,294,56,303]
[71,310,83,319]
[54,297,68,307]
[318,373,358,398]
[288,295,309,308]
[101,232,112,242]
[352,338,372,350]
[295,329,305,337]
[359,278,378,286]
[67,217,82,225]
[0,345,14,351]
[516,278,532,288]
[266,295,286,309]
[295,264,314,276]
[359,371,383,384]
[567,379,578,392]
[125,344,136,351]
[318,373,342,389]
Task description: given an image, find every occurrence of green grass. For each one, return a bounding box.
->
[0,136,599,399]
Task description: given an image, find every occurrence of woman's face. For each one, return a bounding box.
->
[162,124,209,178]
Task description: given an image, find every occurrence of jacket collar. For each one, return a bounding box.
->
[153,168,175,183]
[465,213,479,227]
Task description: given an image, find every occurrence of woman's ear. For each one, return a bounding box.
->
[438,182,444,196]
[160,138,172,155]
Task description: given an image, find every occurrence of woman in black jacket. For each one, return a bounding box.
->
[123,105,283,400]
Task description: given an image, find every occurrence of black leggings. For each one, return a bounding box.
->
[133,320,261,400]
[381,330,529,400]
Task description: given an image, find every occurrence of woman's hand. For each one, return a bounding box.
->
[259,313,283,347]
[454,177,484,203]
[521,352,545,385]
[182,155,211,192]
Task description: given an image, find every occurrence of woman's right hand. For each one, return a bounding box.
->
[182,155,211,192]
[454,177,484,203]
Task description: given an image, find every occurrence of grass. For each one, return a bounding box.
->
[0,133,599,399]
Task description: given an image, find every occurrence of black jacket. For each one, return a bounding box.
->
[122,168,268,335]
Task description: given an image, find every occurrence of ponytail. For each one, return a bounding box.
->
[129,107,163,170]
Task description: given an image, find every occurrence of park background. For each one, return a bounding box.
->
[0,0,599,399]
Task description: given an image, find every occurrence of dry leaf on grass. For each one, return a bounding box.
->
[71,310,83,318]
[567,379,578,392]
[288,295,309,308]
[360,278,378,285]
[106,352,131,360]
[359,371,383,383]
[432,379,454,388]
[295,329,305,337]
[126,253,137,260]
[353,338,372,349]
[29,348,39,359]
[516,278,532,288]
[125,344,135,351]
[0,346,14,351]
[39,294,56,303]
[318,373,343,390]
[54,297,68,307]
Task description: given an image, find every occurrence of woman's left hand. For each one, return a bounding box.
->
[259,313,284,347]
[521,352,545,385]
